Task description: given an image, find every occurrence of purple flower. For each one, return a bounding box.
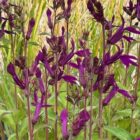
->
[26,18,35,40]
[62,75,77,84]
[64,0,72,19]
[103,84,134,106]
[119,54,138,68]
[108,16,140,44]
[7,63,25,89]
[36,68,45,95]
[75,49,91,57]
[72,109,90,136]
[60,109,69,139]
[102,74,115,93]
[59,39,75,66]
[29,51,44,75]
[104,45,123,65]
[103,85,119,106]
[32,89,51,124]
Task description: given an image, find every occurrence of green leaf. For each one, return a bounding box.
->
[104,126,134,140]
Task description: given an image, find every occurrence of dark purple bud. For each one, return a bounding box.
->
[36,67,41,78]
[26,18,35,40]
[60,109,69,139]
[46,8,53,30]
[7,62,16,76]
[15,56,26,69]
[87,0,104,23]
[9,14,14,28]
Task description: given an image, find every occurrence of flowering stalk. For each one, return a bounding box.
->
[54,52,58,140]
[98,24,106,140]
[24,18,35,140]
[45,70,49,140]
[89,70,94,140]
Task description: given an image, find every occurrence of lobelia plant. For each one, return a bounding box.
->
[3,0,140,140]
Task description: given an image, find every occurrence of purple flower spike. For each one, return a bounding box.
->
[46,8,53,30]
[26,18,35,40]
[72,110,90,136]
[87,0,104,23]
[60,109,69,139]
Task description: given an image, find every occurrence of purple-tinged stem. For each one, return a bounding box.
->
[98,24,106,140]
[24,38,33,140]
[89,73,93,140]
[66,19,69,109]
[10,26,19,140]
[54,53,59,140]
[45,70,49,140]
[84,89,87,140]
